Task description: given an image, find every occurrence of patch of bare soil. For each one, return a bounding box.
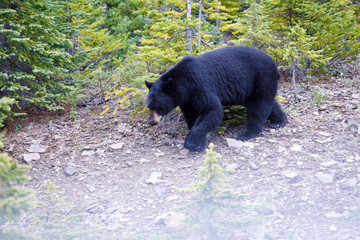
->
[4,74,360,239]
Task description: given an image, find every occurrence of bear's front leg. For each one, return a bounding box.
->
[184,104,223,152]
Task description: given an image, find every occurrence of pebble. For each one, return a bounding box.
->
[341,178,358,189]
[316,172,334,183]
[145,172,163,185]
[109,142,124,150]
[179,149,189,156]
[324,211,343,218]
[228,163,240,171]
[283,171,299,179]
[28,145,46,153]
[329,225,338,232]
[225,138,254,149]
[321,160,338,168]
[249,162,259,170]
[23,153,40,163]
[290,144,302,151]
[82,150,95,156]
[65,166,77,176]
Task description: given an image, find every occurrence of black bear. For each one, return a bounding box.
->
[145,46,286,152]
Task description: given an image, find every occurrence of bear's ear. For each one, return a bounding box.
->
[163,78,174,91]
[145,80,153,89]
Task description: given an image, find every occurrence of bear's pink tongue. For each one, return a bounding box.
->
[148,110,161,125]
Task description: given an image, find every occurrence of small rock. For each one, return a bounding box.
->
[341,178,358,189]
[82,150,95,156]
[87,205,105,214]
[109,142,124,150]
[316,173,334,183]
[321,161,338,168]
[314,137,332,144]
[283,171,298,179]
[179,149,189,156]
[283,171,300,183]
[154,151,165,157]
[228,163,240,171]
[146,172,163,185]
[317,131,332,137]
[226,138,254,149]
[324,211,343,218]
[28,145,46,153]
[165,212,186,233]
[290,144,302,152]
[140,158,148,163]
[166,195,179,202]
[23,153,40,163]
[226,138,244,149]
[249,162,259,170]
[65,166,77,176]
[329,225,338,232]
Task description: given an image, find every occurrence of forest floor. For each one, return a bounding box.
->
[4,68,360,240]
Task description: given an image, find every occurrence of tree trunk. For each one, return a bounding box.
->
[292,61,299,103]
[186,0,193,53]
[198,0,202,47]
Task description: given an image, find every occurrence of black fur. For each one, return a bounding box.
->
[146,46,287,152]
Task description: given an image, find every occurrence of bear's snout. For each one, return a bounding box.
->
[148,110,161,125]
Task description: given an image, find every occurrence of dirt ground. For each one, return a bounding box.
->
[4,71,360,239]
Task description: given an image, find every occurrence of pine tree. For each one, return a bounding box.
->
[269,0,360,70]
[0,0,76,111]
[232,0,274,50]
[180,143,248,239]
[0,97,34,239]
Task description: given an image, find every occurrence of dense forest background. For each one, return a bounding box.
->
[0,0,360,235]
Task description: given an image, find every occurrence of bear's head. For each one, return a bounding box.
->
[145,77,178,125]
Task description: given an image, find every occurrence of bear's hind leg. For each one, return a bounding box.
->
[236,97,272,141]
[268,100,287,129]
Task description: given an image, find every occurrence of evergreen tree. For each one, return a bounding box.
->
[180,143,249,239]
[232,0,274,50]
[0,0,76,111]
[269,0,360,70]
[0,97,34,239]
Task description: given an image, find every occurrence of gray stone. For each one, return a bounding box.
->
[82,150,95,156]
[145,172,163,185]
[109,142,124,150]
[23,153,40,163]
[28,145,46,153]
[65,166,77,176]
[316,172,334,183]
[321,161,338,168]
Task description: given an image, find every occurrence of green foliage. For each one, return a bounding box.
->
[102,87,148,116]
[312,87,327,106]
[268,0,360,73]
[0,97,15,136]
[2,181,114,240]
[231,0,274,50]
[0,153,34,221]
[0,0,77,111]
[179,143,253,239]
[0,98,34,230]
[26,181,87,239]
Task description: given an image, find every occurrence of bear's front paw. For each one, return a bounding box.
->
[184,134,206,152]
[184,140,205,152]
[236,134,251,141]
